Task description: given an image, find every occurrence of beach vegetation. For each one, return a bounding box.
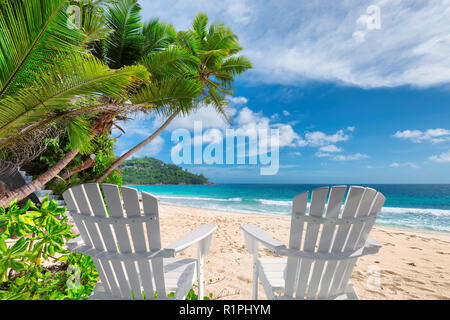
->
[0,196,213,300]
[0,196,98,299]
[0,0,149,207]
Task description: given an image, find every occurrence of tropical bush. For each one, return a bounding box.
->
[0,196,212,300]
[24,133,123,197]
[0,196,99,300]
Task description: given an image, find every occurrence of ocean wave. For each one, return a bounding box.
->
[151,193,450,218]
[157,195,243,202]
[257,199,292,206]
[381,207,450,217]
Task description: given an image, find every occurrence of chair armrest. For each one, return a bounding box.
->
[164,224,217,257]
[365,237,382,253]
[240,224,286,254]
[66,236,84,251]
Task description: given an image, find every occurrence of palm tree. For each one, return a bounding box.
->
[181,12,252,118]
[95,12,252,182]
[0,0,149,207]
[9,0,202,188]
[49,0,203,183]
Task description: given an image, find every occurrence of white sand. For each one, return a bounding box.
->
[156,203,450,300]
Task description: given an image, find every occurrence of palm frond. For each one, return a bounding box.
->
[205,86,230,123]
[220,56,252,76]
[192,12,208,41]
[176,30,200,55]
[0,125,64,172]
[141,46,200,80]
[0,0,85,98]
[204,26,239,52]
[66,117,94,154]
[142,18,177,56]
[81,6,112,44]
[104,0,143,68]
[0,52,149,138]
[130,78,203,116]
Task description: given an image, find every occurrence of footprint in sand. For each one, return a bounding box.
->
[383,270,398,275]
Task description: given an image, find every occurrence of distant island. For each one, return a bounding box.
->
[119,157,213,185]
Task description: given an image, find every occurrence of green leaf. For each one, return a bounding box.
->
[104,0,144,68]
[10,237,27,254]
[0,238,6,253]
[10,260,27,271]
[0,0,84,98]
[0,53,149,148]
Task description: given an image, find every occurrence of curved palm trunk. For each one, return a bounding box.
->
[59,156,96,181]
[96,110,180,183]
[0,150,79,208]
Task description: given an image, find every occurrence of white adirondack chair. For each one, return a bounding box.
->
[62,183,217,300]
[241,186,385,300]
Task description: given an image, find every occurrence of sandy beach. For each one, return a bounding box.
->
[155,203,450,300]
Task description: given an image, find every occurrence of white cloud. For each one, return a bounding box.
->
[153,103,236,131]
[429,149,450,163]
[305,129,351,147]
[139,0,450,88]
[390,162,400,167]
[282,110,290,116]
[223,0,252,25]
[319,145,344,153]
[389,162,419,168]
[227,96,249,106]
[333,153,368,161]
[393,128,450,143]
[352,31,366,43]
[193,128,223,146]
[170,104,307,156]
[234,107,305,148]
[315,152,332,158]
[315,149,367,161]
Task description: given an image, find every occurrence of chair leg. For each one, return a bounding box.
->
[197,243,204,300]
[345,282,360,300]
[252,254,259,300]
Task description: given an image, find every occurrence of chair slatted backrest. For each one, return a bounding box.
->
[63,183,166,300]
[284,186,385,299]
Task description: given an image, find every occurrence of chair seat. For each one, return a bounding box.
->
[164,258,197,295]
[258,258,358,300]
[89,258,197,300]
[258,258,287,295]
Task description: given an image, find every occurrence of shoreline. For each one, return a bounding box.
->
[156,202,450,299]
[157,200,450,240]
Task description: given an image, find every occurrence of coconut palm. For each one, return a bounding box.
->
[0,0,149,207]
[181,12,252,118]
[95,12,252,182]
[4,0,203,190]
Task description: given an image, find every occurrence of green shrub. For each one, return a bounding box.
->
[0,197,211,300]
[0,196,98,300]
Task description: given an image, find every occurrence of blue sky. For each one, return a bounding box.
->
[114,0,450,184]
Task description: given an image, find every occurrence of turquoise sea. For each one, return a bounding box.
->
[129,184,450,233]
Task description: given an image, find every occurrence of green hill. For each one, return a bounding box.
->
[119,157,212,185]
